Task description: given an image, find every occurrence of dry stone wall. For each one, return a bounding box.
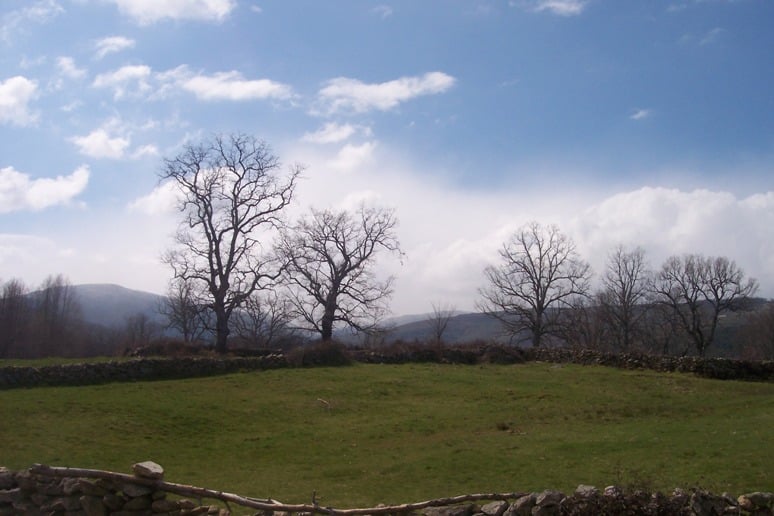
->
[1,347,773,390]
[0,462,772,516]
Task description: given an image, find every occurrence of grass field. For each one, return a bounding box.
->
[1,363,772,507]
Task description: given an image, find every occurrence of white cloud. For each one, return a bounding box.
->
[250,5,263,14]
[302,122,359,144]
[56,56,86,79]
[284,142,774,314]
[316,71,456,114]
[569,187,774,291]
[372,5,393,19]
[328,142,378,171]
[700,27,726,46]
[128,180,181,215]
[1,0,64,42]
[0,165,89,213]
[630,108,651,120]
[528,0,587,16]
[0,76,38,126]
[69,121,131,159]
[131,144,159,158]
[94,36,136,59]
[180,71,293,101]
[105,0,236,25]
[92,64,152,99]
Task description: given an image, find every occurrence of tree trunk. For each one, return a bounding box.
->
[320,293,337,342]
[321,310,334,342]
[214,309,229,354]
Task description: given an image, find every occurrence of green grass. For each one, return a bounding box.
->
[1,363,772,507]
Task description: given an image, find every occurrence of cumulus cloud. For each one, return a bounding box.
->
[1,0,64,42]
[104,0,235,25]
[0,165,89,213]
[568,187,774,292]
[94,36,136,59]
[69,120,131,159]
[285,142,774,314]
[700,27,726,46]
[92,64,152,99]
[180,71,293,101]
[630,108,651,120]
[128,180,181,215]
[530,0,586,16]
[316,71,456,115]
[56,56,86,79]
[371,5,393,19]
[328,142,377,171]
[302,122,359,144]
[0,76,39,126]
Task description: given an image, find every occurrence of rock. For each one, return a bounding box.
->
[75,479,109,497]
[152,498,180,512]
[535,490,563,506]
[423,504,475,516]
[121,481,153,497]
[0,488,21,504]
[574,485,598,497]
[738,495,755,511]
[131,460,164,480]
[603,486,623,497]
[101,492,125,511]
[61,477,81,495]
[0,469,13,490]
[690,491,729,516]
[179,498,199,510]
[80,495,107,516]
[481,500,509,516]
[122,493,152,510]
[745,492,774,508]
[504,493,536,516]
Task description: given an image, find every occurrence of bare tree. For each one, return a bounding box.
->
[159,279,208,344]
[478,222,592,347]
[278,205,402,342]
[558,294,609,350]
[123,312,159,349]
[0,279,30,358]
[599,246,651,352]
[32,274,82,355]
[232,290,295,348]
[427,302,456,344]
[162,134,301,353]
[650,254,758,357]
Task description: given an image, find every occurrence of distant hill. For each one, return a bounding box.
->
[72,284,167,328]
[381,312,507,343]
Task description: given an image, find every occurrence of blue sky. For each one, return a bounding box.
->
[1,0,772,315]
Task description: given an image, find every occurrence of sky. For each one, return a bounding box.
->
[0,0,772,316]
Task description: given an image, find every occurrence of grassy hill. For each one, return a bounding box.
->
[1,363,771,506]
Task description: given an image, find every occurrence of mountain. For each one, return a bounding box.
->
[72,284,167,328]
[381,312,507,343]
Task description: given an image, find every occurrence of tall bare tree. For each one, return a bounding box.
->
[278,205,402,342]
[599,246,651,352]
[650,254,758,356]
[427,302,457,344]
[162,134,301,353]
[159,278,208,344]
[232,290,295,348]
[32,274,81,355]
[478,222,592,347]
[0,279,30,358]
